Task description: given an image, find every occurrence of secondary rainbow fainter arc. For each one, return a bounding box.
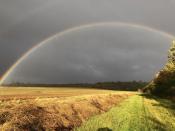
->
[0,22,175,85]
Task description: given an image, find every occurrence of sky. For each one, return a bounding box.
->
[1,0,175,84]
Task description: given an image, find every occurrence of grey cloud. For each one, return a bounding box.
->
[1,0,175,82]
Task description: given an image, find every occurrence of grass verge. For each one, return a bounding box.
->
[75,94,175,131]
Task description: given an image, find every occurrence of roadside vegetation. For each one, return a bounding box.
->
[76,94,175,131]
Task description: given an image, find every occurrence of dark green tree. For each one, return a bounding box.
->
[168,40,175,63]
[144,40,175,97]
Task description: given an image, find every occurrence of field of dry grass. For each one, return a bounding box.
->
[0,87,123,100]
[0,87,134,130]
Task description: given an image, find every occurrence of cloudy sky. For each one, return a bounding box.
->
[1,0,175,84]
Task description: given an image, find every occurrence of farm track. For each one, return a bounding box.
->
[76,94,175,131]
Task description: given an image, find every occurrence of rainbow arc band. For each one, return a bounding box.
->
[0,22,174,85]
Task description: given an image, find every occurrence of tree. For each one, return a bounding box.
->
[168,40,175,63]
[165,40,175,71]
[144,40,175,97]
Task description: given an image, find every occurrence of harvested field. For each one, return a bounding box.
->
[0,87,134,130]
[0,87,129,100]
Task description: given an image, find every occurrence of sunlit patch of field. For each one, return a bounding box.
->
[0,87,133,100]
[0,87,134,130]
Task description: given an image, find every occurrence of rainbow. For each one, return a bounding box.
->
[0,22,174,85]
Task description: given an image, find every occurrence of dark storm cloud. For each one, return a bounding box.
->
[3,26,172,84]
[0,0,175,82]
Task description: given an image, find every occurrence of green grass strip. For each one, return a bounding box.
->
[75,95,175,131]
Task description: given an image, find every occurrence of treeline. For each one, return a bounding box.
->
[92,81,147,91]
[2,81,147,91]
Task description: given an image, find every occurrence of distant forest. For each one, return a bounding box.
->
[3,81,148,91]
